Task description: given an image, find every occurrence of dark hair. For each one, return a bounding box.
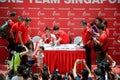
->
[94,68,103,76]
[45,26,51,31]
[15,44,26,53]
[26,41,34,51]
[25,18,31,22]
[18,16,24,21]
[10,12,17,17]
[32,74,38,80]
[0,73,5,80]
[17,65,26,74]
[96,17,102,24]
[81,68,89,79]
[22,70,29,79]
[53,26,59,30]
[39,46,44,51]
[80,20,87,25]
[102,20,108,28]
[97,24,104,30]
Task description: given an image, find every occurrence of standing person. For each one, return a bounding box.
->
[6,12,17,61]
[93,24,108,63]
[102,20,116,67]
[10,16,24,47]
[73,59,92,80]
[95,17,102,26]
[33,46,45,74]
[80,20,93,70]
[18,18,32,65]
[41,26,56,44]
[53,26,70,44]
[18,18,32,45]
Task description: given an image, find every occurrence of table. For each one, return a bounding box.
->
[43,44,86,73]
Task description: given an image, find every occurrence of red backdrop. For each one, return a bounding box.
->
[0,0,120,64]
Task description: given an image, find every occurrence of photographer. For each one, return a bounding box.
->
[94,60,118,80]
[51,69,62,80]
[42,64,50,80]
[73,59,92,80]
[92,24,108,63]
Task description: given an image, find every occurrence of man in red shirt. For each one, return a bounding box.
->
[6,12,17,60]
[18,18,32,45]
[41,26,56,44]
[10,16,24,45]
[93,24,108,63]
[81,20,93,70]
[53,26,70,44]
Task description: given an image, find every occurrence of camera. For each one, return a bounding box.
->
[51,69,62,80]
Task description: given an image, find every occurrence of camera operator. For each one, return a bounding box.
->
[42,64,50,80]
[94,60,118,80]
[80,20,93,70]
[92,24,108,63]
[73,59,92,80]
[51,69,62,80]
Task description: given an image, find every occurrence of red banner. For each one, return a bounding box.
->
[0,0,120,64]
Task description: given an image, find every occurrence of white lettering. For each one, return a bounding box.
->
[0,0,23,3]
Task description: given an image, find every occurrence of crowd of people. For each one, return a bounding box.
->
[0,11,120,80]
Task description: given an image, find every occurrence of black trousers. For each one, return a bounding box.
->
[85,46,92,70]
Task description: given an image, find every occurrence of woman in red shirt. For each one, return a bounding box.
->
[102,20,116,67]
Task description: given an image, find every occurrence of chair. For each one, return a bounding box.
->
[32,36,41,43]
[73,36,82,45]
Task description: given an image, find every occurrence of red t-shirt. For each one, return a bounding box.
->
[98,31,108,52]
[19,23,31,44]
[55,30,70,44]
[81,27,93,47]
[11,22,24,43]
[41,34,56,43]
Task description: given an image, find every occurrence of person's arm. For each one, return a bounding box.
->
[18,31,24,45]
[10,29,15,40]
[82,60,92,77]
[73,59,81,78]
[117,40,120,44]
[55,38,61,44]
[20,45,29,57]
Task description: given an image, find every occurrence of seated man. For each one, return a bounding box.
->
[53,26,70,44]
[41,26,56,44]
[73,59,92,80]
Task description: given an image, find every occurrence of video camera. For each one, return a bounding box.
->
[51,69,62,80]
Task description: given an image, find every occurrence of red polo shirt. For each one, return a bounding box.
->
[41,34,56,43]
[118,36,120,40]
[98,31,108,52]
[81,27,93,47]
[11,22,24,43]
[19,23,31,44]
[55,30,70,44]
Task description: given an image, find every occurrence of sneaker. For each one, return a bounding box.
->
[112,61,116,67]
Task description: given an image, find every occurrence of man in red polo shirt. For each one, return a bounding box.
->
[53,26,70,44]
[93,24,108,63]
[18,18,32,45]
[10,16,24,45]
[41,26,56,44]
[81,20,93,70]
